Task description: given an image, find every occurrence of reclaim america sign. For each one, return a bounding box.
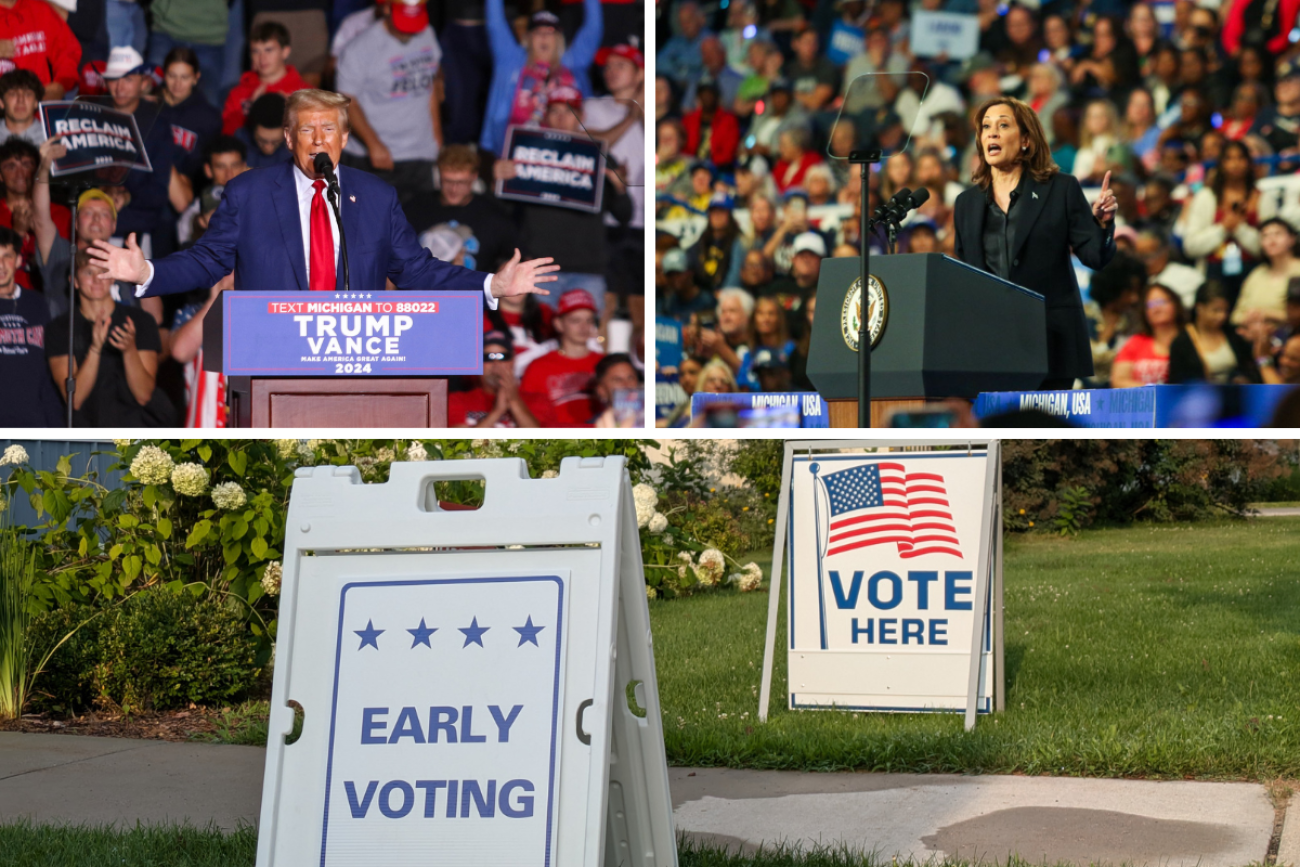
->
[496,126,605,214]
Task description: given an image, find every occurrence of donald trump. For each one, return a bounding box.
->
[89,90,558,305]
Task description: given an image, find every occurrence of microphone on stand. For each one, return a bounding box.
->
[870,188,910,228]
[883,187,930,226]
[313,151,350,293]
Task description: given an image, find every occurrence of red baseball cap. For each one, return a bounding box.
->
[548,84,584,109]
[558,289,597,316]
[391,0,429,34]
[596,44,644,68]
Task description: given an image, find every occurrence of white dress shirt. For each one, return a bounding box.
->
[138,162,497,307]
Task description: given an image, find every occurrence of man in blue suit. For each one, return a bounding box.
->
[89,89,558,307]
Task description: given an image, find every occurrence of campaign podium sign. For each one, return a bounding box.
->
[759,441,1004,731]
[39,100,153,177]
[496,126,606,214]
[257,456,675,866]
[203,291,484,377]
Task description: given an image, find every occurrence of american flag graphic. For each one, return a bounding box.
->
[820,461,963,559]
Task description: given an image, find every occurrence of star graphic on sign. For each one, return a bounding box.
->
[407,618,437,648]
[355,619,383,650]
[460,617,489,647]
[513,616,545,647]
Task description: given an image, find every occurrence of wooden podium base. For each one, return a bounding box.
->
[827,398,928,428]
[228,377,448,428]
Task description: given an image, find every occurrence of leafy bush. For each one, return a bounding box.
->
[94,591,261,712]
[25,603,107,715]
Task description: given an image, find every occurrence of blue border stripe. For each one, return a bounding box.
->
[319,575,564,867]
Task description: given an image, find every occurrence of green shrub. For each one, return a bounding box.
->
[25,603,106,715]
[94,591,261,712]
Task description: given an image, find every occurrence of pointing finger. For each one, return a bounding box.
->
[1100,171,1111,194]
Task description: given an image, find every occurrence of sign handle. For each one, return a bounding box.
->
[963,442,1001,731]
[758,442,797,723]
[993,445,1006,713]
[576,698,594,745]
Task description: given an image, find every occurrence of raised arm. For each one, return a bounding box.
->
[564,0,605,73]
[1065,172,1115,272]
[34,136,65,267]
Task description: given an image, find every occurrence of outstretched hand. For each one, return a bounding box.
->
[490,248,559,299]
[88,233,150,285]
[1092,171,1117,225]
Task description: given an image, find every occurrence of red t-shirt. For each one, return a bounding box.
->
[222,67,311,135]
[447,387,519,428]
[0,0,80,92]
[1114,333,1170,385]
[519,349,601,427]
[0,200,69,289]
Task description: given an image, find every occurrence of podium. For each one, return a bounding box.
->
[203,291,484,428]
[806,254,1049,427]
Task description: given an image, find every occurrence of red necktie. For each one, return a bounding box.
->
[309,179,335,292]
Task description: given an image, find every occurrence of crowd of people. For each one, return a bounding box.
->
[0,0,644,428]
[654,0,1300,423]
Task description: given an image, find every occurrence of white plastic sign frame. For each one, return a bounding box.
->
[257,456,676,867]
[758,440,1004,731]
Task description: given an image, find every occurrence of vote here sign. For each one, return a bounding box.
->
[321,574,567,866]
[788,451,992,712]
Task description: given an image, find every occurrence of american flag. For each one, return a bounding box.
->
[820,461,962,559]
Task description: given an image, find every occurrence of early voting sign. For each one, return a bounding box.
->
[39,100,152,177]
[758,441,1004,731]
[258,457,675,866]
[497,126,605,214]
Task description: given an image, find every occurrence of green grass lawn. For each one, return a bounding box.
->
[653,518,1300,780]
[0,820,257,866]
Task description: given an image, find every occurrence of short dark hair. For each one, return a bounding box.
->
[247,92,287,131]
[1194,279,1234,308]
[163,46,202,75]
[0,225,22,255]
[1142,283,1188,334]
[0,69,42,101]
[0,137,39,166]
[205,134,247,164]
[250,20,291,48]
[1089,251,1145,308]
[1260,216,1298,236]
[595,353,638,383]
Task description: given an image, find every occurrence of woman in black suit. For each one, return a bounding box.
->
[953,97,1118,388]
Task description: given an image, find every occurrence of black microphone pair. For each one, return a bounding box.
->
[312,151,350,292]
[869,186,930,231]
[313,151,340,192]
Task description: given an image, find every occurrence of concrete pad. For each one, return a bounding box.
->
[1280,798,1300,867]
[0,733,263,831]
[671,768,1274,867]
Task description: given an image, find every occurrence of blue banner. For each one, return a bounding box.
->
[220,291,484,377]
[40,100,152,177]
[496,126,605,214]
[691,391,829,427]
[974,384,1297,427]
[826,20,865,67]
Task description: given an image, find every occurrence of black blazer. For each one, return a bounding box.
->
[953,171,1116,382]
[1168,327,1264,384]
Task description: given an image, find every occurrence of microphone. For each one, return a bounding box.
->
[311,151,349,293]
[883,187,930,225]
[871,187,910,225]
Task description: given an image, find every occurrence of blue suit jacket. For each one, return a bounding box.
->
[143,161,490,297]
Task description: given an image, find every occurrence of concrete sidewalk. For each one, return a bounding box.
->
[0,732,1292,865]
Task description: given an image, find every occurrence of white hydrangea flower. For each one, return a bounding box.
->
[507,441,521,453]
[633,483,658,529]
[471,439,488,450]
[129,445,174,484]
[648,512,668,534]
[0,444,28,466]
[170,462,209,497]
[297,443,316,465]
[307,439,330,451]
[407,442,428,462]
[355,456,378,473]
[663,534,674,545]
[211,481,247,511]
[375,447,395,463]
[113,439,133,451]
[677,551,693,563]
[541,469,558,479]
[646,585,657,600]
[261,561,283,596]
[739,562,763,592]
[274,439,298,459]
[693,548,726,586]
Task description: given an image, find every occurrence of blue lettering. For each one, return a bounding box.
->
[361,708,388,744]
[415,780,446,818]
[929,618,948,645]
[828,570,864,609]
[461,705,487,743]
[868,571,902,610]
[850,617,873,644]
[879,618,898,644]
[908,571,938,609]
[461,779,496,817]
[945,571,972,610]
[344,780,377,818]
[445,780,459,818]
[488,704,523,742]
[902,619,925,644]
[388,707,425,744]
[428,706,458,742]
[500,779,535,818]
[379,780,414,818]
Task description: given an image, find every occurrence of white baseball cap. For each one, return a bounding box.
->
[791,232,827,258]
[103,46,147,80]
